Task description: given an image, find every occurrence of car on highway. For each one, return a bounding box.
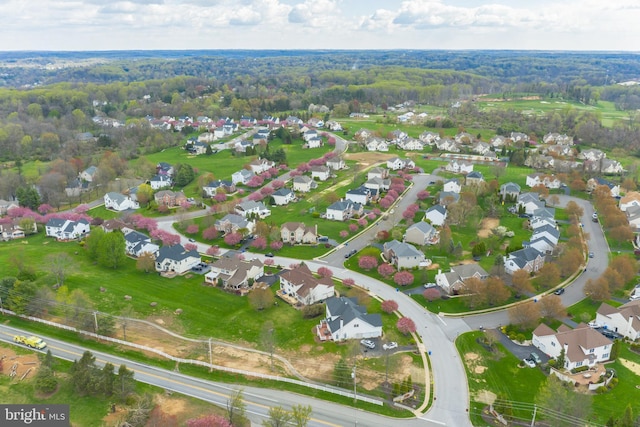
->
[383,342,398,350]
[265,253,274,257]
[553,288,565,295]
[523,358,536,368]
[360,339,375,349]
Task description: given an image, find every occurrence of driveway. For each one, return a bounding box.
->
[490,328,549,363]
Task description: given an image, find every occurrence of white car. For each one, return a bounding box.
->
[360,339,375,349]
[523,358,536,368]
[383,342,398,350]
[588,321,601,328]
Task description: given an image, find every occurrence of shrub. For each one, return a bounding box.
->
[302,304,325,319]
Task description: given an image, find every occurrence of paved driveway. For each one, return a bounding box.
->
[491,328,549,363]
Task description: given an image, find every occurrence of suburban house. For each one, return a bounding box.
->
[104,192,139,212]
[248,158,275,174]
[530,224,560,246]
[101,219,129,233]
[619,192,640,212]
[234,140,253,153]
[532,206,555,220]
[345,186,374,205]
[326,157,346,171]
[156,162,174,177]
[445,160,473,174]
[465,171,485,186]
[532,324,612,370]
[471,141,491,156]
[383,240,426,270]
[586,178,620,198]
[305,136,323,148]
[543,133,573,145]
[435,264,489,295]
[272,188,295,206]
[150,174,172,190]
[310,165,331,181]
[214,214,254,234]
[365,137,389,152]
[0,219,37,241]
[45,218,91,241]
[235,201,271,218]
[232,169,255,185]
[204,257,264,292]
[155,244,201,275]
[490,135,509,147]
[302,129,318,142]
[154,190,187,208]
[524,235,556,254]
[500,182,521,200]
[435,138,460,153]
[185,140,208,155]
[404,221,439,246]
[279,264,335,306]
[386,157,415,171]
[292,176,317,193]
[364,177,390,192]
[367,167,389,180]
[530,216,557,231]
[317,296,383,342]
[424,205,447,226]
[0,199,19,216]
[594,301,640,341]
[579,149,606,162]
[325,200,363,221]
[526,173,562,189]
[455,132,474,144]
[124,230,160,258]
[626,206,640,231]
[397,138,424,151]
[65,179,89,197]
[438,191,460,206]
[419,131,440,145]
[280,222,318,245]
[203,179,236,197]
[504,247,545,275]
[600,159,624,175]
[443,179,462,194]
[517,193,545,215]
[79,166,98,182]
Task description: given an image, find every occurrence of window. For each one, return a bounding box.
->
[603,353,609,359]
[589,348,594,353]
[576,361,583,367]
[551,342,555,347]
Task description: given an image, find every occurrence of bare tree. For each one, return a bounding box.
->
[508,301,540,330]
[46,253,75,287]
[538,295,566,320]
[226,389,246,427]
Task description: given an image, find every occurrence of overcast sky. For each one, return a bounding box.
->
[1,0,639,51]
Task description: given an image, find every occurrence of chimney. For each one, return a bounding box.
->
[340,317,344,331]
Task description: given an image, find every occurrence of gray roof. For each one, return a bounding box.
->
[106,192,127,204]
[326,296,382,333]
[156,244,199,263]
[328,200,362,211]
[237,200,267,211]
[451,263,488,279]
[518,192,540,203]
[384,239,423,258]
[124,230,151,244]
[216,214,249,228]
[439,191,460,203]
[532,224,560,239]
[273,188,293,197]
[500,182,521,193]
[508,247,543,263]
[407,221,435,235]
[426,205,447,216]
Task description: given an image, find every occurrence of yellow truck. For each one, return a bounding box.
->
[13,335,47,350]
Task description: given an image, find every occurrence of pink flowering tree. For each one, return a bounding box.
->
[137,217,158,232]
[367,212,377,221]
[202,227,218,240]
[75,204,90,214]
[387,189,399,200]
[377,263,395,278]
[417,190,430,200]
[251,236,267,250]
[423,288,441,302]
[184,243,198,252]
[186,224,199,234]
[289,263,300,269]
[317,267,334,278]
[397,317,417,335]
[268,167,279,177]
[206,245,220,256]
[327,136,336,146]
[342,278,355,287]
[373,207,381,216]
[264,258,275,266]
[348,223,358,233]
[223,232,243,246]
[381,299,399,314]
[186,414,232,427]
[237,189,245,196]
[390,184,405,194]
[38,204,53,215]
[246,175,265,188]
[339,230,349,238]
[379,197,393,209]
[8,207,36,219]
[271,179,285,190]
[248,192,264,201]
[214,193,227,203]
[357,218,368,228]
[296,163,311,173]
[260,186,274,197]
[358,256,379,270]
[289,170,301,177]
[393,271,415,287]
[270,240,283,251]
[403,209,416,221]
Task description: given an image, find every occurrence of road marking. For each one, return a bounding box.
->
[437,316,447,326]
[419,417,446,425]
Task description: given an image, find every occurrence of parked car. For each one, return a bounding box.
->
[360,339,375,349]
[424,283,437,289]
[383,342,398,350]
[188,238,196,242]
[589,251,594,258]
[523,358,536,368]
[265,253,274,257]
[530,352,542,365]
[588,321,601,328]
[553,288,565,295]
[344,249,357,258]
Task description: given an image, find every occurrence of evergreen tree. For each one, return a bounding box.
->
[71,351,98,395]
[101,362,116,397]
[116,364,135,402]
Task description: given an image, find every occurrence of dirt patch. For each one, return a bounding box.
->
[465,352,479,362]
[620,358,640,376]
[477,218,500,238]
[343,152,397,167]
[476,389,497,405]
[0,347,40,381]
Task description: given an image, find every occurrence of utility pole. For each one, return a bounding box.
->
[530,404,537,427]
[0,296,4,315]
[93,311,99,333]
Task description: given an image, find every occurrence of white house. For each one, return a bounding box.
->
[326,157,346,171]
[202,180,236,197]
[280,222,318,244]
[204,257,264,292]
[155,244,201,275]
[214,214,255,234]
[367,167,389,180]
[272,188,295,206]
[619,192,640,212]
[279,264,334,306]
[532,324,612,370]
[526,173,561,189]
[248,159,275,174]
[595,301,640,341]
[79,166,98,182]
[443,179,462,194]
[383,240,426,270]
[586,178,620,198]
[419,131,440,145]
[366,138,389,152]
[317,296,382,342]
[504,247,545,275]
[445,160,473,174]
[150,174,172,190]
[235,201,271,218]
[386,157,415,171]
[424,205,447,226]
[310,165,331,181]
[500,182,521,200]
[104,192,139,212]
[292,176,317,193]
[517,193,545,215]
[124,230,159,258]
[325,200,363,221]
[404,222,439,246]
[601,159,624,175]
[345,186,372,205]
[232,169,255,185]
[45,218,90,241]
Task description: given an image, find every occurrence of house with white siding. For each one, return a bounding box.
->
[155,244,201,275]
[279,264,334,306]
[317,296,382,342]
[532,324,612,370]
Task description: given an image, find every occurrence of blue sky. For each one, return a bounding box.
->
[0,0,638,51]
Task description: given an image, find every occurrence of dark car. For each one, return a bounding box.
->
[265,253,274,257]
[553,288,565,295]
[344,249,357,259]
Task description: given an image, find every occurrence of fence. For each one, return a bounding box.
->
[1,308,383,406]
